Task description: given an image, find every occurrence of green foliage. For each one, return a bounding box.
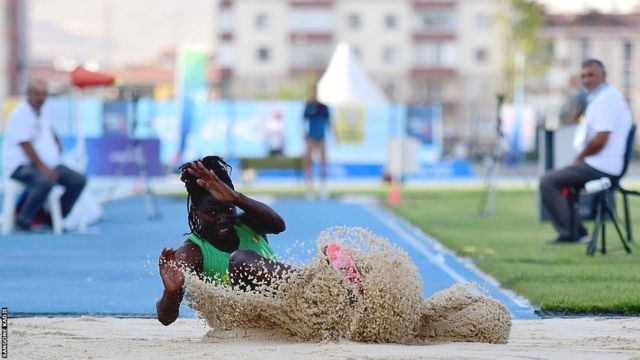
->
[255,73,319,100]
[495,0,552,101]
[508,0,544,54]
[389,188,640,314]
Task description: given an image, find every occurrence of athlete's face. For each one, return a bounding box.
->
[194,194,237,240]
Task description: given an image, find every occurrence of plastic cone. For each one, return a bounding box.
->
[388,181,401,205]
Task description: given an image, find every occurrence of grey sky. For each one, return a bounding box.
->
[29,0,215,67]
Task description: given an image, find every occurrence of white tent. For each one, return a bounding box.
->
[317,43,389,106]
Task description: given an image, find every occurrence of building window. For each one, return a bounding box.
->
[289,9,334,32]
[475,48,487,63]
[218,41,235,66]
[219,9,234,32]
[385,14,397,29]
[427,81,443,101]
[290,43,334,68]
[383,46,397,64]
[580,38,590,61]
[256,12,269,29]
[414,42,456,67]
[624,41,633,61]
[348,13,361,30]
[415,11,455,32]
[257,47,271,63]
[475,14,490,30]
[623,70,632,90]
[384,82,396,100]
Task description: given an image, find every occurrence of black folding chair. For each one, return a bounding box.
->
[584,124,635,256]
[614,124,639,245]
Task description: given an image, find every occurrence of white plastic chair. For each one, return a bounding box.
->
[1,178,64,235]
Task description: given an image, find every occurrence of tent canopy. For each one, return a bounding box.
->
[317,43,389,107]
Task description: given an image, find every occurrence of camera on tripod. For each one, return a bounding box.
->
[478,93,532,216]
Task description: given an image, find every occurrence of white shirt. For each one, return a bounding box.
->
[582,84,632,176]
[2,100,61,177]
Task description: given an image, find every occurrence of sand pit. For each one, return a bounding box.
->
[8,317,640,359]
[185,227,511,344]
[10,228,638,359]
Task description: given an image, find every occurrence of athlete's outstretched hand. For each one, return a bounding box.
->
[159,247,184,294]
[182,161,238,203]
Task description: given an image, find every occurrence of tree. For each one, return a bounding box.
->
[255,72,319,100]
[495,0,551,101]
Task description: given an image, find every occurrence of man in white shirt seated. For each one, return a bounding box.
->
[540,59,633,245]
[2,79,86,232]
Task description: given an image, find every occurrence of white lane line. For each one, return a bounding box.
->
[362,205,468,283]
[364,204,533,309]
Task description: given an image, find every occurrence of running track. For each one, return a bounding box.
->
[0,196,537,319]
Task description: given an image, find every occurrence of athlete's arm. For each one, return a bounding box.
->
[156,243,202,325]
[233,192,285,234]
[186,161,286,234]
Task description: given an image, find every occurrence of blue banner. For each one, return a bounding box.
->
[7,97,474,179]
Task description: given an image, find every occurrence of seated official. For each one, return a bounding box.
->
[540,59,632,245]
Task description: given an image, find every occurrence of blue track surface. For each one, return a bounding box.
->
[0,196,537,319]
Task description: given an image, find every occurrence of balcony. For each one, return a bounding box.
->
[289,32,333,43]
[290,0,333,8]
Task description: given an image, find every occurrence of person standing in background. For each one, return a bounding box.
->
[264,110,285,157]
[302,86,331,199]
[563,75,589,125]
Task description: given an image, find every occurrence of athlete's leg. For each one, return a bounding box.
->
[228,250,293,290]
[303,138,314,195]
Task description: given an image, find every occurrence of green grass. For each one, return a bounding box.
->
[388,188,640,314]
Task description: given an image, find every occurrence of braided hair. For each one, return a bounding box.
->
[180,156,234,236]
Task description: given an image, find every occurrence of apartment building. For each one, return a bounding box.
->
[215,0,506,147]
[536,11,640,122]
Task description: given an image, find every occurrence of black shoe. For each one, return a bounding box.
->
[546,235,580,245]
[577,227,588,238]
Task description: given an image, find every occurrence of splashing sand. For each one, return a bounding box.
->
[185,227,511,344]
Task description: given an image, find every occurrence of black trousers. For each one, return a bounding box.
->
[540,162,611,237]
[11,164,86,227]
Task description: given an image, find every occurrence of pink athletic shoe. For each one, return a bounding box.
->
[324,243,365,295]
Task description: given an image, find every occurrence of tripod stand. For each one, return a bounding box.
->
[586,188,631,256]
[107,92,160,220]
[478,95,531,216]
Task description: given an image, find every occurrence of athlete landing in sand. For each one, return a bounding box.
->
[156,156,364,326]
